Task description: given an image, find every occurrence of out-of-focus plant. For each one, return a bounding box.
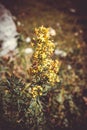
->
[0,26,86,130]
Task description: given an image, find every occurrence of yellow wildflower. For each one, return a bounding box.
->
[29,26,61,88]
[31,85,43,98]
[41,53,47,59]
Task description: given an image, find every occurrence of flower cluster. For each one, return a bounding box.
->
[31,26,55,59]
[30,26,61,87]
[30,85,43,98]
[30,26,60,97]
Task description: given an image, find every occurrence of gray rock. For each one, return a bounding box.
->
[0,3,18,56]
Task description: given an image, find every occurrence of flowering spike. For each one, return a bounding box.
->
[29,26,61,97]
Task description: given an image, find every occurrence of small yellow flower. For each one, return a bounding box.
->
[41,53,47,59]
[31,85,43,98]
